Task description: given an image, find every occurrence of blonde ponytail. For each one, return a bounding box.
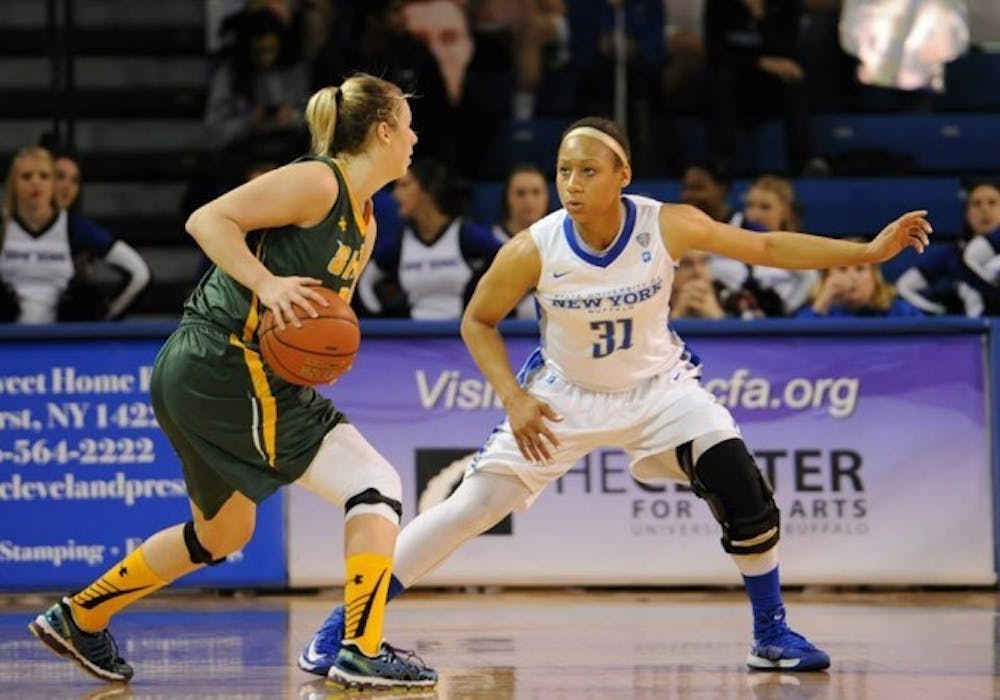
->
[305,85,339,156]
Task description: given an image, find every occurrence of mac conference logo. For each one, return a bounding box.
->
[415,449,513,535]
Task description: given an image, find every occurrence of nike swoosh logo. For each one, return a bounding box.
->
[352,569,387,639]
[553,271,571,278]
[75,585,151,609]
[305,638,323,661]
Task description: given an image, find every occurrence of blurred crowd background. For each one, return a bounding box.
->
[0,0,998,324]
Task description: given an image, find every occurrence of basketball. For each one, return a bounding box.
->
[258,287,360,386]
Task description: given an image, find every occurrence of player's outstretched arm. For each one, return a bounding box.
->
[660,204,932,271]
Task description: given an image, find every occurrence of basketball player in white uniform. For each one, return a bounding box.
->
[301,118,933,676]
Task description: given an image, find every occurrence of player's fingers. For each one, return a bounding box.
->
[538,425,560,450]
[513,434,532,462]
[520,430,546,464]
[533,435,552,462]
[280,301,302,328]
[539,403,564,422]
[297,277,324,286]
[271,308,287,332]
[302,286,330,306]
[291,293,319,318]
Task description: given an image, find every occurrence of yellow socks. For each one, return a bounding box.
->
[69,547,168,632]
[342,552,393,656]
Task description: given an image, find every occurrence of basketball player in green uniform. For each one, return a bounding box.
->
[29,73,437,691]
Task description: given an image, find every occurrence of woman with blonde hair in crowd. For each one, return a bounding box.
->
[798,240,923,318]
[712,174,819,317]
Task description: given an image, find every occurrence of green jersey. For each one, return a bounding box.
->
[154,154,365,517]
[182,154,369,346]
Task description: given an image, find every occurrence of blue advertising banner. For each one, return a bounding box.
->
[0,336,286,591]
[289,325,993,586]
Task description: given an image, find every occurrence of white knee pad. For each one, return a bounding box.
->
[296,424,403,525]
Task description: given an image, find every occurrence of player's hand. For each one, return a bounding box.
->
[866,210,933,263]
[505,390,563,465]
[255,275,330,330]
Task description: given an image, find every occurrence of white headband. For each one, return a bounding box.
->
[562,126,631,168]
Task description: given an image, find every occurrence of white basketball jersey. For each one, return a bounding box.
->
[1,211,75,324]
[398,218,472,320]
[530,195,686,392]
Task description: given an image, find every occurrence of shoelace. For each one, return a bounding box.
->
[81,629,123,667]
[380,642,431,671]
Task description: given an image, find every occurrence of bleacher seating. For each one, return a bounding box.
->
[0,0,996,319]
[0,0,208,317]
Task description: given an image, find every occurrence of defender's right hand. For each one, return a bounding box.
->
[506,391,563,465]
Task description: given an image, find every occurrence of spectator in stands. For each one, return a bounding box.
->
[958,182,1000,315]
[680,162,742,225]
[355,159,501,319]
[1,147,150,323]
[896,181,1000,315]
[53,153,81,211]
[798,254,923,318]
[403,0,514,178]
[472,0,570,120]
[670,249,728,319]
[662,0,705,103]
[493,163,551,319]
[315,0,455,168]
[704,0,825,176]
[205,7,310,163]
[712,175,819,317]
[494,163,551,242]
[218,0,331,69]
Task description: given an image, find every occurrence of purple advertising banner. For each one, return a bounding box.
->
[289,331,993,586]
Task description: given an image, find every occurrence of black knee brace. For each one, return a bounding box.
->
[345,487,403,519]
[677,438,780,555]
[183,520,227,566]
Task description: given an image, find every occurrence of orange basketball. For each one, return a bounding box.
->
[258,287,360,386]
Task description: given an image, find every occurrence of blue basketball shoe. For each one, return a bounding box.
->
[328,641,437,690]
[746,607,830,672]
[297,604,345,676]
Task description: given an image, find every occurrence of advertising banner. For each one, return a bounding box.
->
[289,332,993,587]
[0,337,286,591]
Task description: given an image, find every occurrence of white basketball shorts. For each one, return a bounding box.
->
[467,358,739,506]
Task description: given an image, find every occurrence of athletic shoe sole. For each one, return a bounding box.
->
[746,652,830,672]
[327,666,437,690]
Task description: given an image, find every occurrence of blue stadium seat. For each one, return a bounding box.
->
[942,51,1000,110]
[817,114,1000,172]
[479,118,572,179]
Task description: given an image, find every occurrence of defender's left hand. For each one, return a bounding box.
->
[867,210,933,262]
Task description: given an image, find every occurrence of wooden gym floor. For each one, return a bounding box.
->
[0,589,997,699]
